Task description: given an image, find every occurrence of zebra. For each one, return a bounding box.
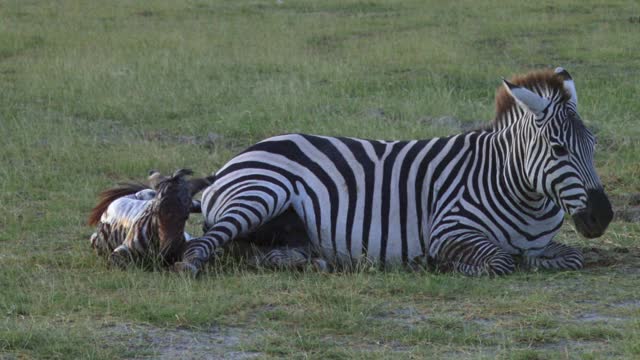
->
[227,208,330,271]
[88,169,324,271]
[88,169,209,268]
[174,68,613,276]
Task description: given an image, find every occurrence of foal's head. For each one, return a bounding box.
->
[88,169,212,267]
[150,169,202,264]
[139,168,212,265]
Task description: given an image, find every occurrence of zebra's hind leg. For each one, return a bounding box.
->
[432,234,516,276]
[173,184,294,277]
[250,247,329,272]
[522,241,584,271]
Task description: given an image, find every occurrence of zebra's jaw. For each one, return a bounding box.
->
[570,189,613,239]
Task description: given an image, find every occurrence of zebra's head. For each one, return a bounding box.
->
[500,68,613,238]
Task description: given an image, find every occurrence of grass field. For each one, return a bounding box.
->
[1,0,640,358]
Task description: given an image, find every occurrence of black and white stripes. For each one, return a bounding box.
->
[89,169,205,268]
[177,68,612,276]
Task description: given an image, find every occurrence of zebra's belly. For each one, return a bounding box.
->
[286,203,425,266]
[271,176,431,265]
[232,207,426,266]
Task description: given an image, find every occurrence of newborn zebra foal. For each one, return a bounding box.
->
[88,169,208,268]
[88,169,324,271]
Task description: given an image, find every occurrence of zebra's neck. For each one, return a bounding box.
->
[483,124,558,219]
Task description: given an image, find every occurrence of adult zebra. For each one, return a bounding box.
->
[175,68,613,276]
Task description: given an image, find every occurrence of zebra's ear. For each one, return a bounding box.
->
[502,78,550,116]
[555,67,578,107]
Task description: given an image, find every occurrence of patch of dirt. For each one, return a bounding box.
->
[419,115,463,129]
[611,300,640,309]
[135,10,154,17]
[608,193,640,223]
[419,116,487,132]
[576,312,625,323]
[140,131,222,148]
[365,108,386,119]
[375,307,612,358]
[532,339,607,354]
[372,306,431,325]
[581,246,640,269]
[73,116,231,152]
[102,322,261,360]
[614,207,640,222]
[608,193,640,207]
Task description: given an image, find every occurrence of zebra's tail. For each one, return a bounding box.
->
[87,182,149,226]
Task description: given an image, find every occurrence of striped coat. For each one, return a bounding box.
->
[177,68,612,276]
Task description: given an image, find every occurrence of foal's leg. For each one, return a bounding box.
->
[521,241,584,271]
[109,245,134,269]
[90,223,116,257]
[432,233,516,276]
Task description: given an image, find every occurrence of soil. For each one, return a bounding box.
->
[102,323,261,360]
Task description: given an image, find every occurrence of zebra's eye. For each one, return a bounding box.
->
[551,144,569,157]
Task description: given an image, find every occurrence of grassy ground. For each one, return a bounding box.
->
[1,0,640,358]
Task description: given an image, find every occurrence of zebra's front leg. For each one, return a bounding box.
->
[521,241,584,271]
[432,233,516,276]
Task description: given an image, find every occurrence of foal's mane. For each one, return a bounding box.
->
[492,69,571,127]
[88,182,149,226]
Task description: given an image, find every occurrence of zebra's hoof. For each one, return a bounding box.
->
[487,254,516,276]
[311,258,330,272]
[172,261,200,278]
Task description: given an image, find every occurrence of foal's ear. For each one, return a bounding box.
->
[502,78,550,117]
[188,177,212,196]
[172,168,194,179]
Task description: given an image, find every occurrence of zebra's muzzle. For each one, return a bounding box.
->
[571,189,613,238]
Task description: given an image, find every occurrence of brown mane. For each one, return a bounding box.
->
[494,69,571,125]
[87,182,149,226]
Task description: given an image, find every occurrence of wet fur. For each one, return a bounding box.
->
[89,170,213,267]
[88,173,212,227]
[87,182,149,226]
[154,170,198,264]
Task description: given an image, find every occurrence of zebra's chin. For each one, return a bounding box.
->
[571,189,613,239]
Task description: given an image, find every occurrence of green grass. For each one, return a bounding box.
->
[2,0,640,358]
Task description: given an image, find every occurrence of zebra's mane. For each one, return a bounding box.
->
[492,69,571,129]
[88,182,149,226]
